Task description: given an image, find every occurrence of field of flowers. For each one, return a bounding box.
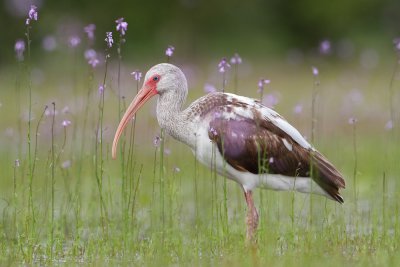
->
[0,5,399,266]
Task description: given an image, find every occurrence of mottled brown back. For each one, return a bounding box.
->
[207,104,345,203]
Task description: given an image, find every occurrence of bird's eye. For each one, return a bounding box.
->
[153,76,159,82]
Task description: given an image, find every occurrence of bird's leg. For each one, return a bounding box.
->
[244,190,259,242]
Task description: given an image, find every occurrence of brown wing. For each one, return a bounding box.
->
[208,110,345,203]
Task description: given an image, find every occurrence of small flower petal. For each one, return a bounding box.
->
[131,71,142,81]
[15,39,25,61]
[311,66,319,76]
[69,36,81,48]
[218,58,231,73]
[204,83,217,94]
[28,5,38,21]
[165,45,175,57]
[348,117,357,125]
[84,24,96,40]
[230,53,242,65]
[62,120,71,127]
[105,32,114,48]
[116,18,128,36]
[61,160,71,169]
[153,135,162,147]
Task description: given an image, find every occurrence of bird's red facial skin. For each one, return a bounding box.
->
[146,74,161,94]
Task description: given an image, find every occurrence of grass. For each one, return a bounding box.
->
[0,47,399,265]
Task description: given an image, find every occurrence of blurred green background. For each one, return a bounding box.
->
[2,0,400,64]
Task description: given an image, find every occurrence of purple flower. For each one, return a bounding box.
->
[116,18,128,36]
[348,117,357,125]
[105,32,113,48]
[165,45,175,57]
[84,49,96,60]
[88,58,99,67]
[98,84,105,94]
[311,66,319,76]
[230,53,242,65]
[84,24,96,40]
[26,5,38,25]
[262,94,279,108]
[68,36,81,48]
[218,58,231,73]
[269,157,274,164]
[62,106,70,114]
[257,78,270,93]
[393,38,400,53]
[385,120,393,130]
[61,160,71,169]
[84,49,99,68]
[62,120,71,127]
[319,40,331,55]
[15,159,20,167]
[45,109,58,117]
[14,39,25,61]
[293,103,303,114]
[204,83,217,94]
[42,36,57,51]
[131,71,142,81]
[153,135,162,147]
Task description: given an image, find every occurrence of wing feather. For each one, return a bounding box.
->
[204,94,345,203]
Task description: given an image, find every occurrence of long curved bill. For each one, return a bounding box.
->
[112,85,157,159]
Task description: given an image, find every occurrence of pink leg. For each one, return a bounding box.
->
[244,190,259,242]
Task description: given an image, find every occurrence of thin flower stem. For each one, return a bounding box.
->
[222,72,226,93]
[25,23,35,236]
[221,138,229,236]
[15,62,23,158]
[388,59,398,129]
[233,64,238,94]
[194,137,199,231]
[117,37,126,228]
[124,79,139,222]
[71,48,78,143]
[311,77,319,145]
[131,164,142,220]
[31,106,48,182]
[117,37,122,121]
[50,102,56,260]
[95,52,109,232]
[27,105,47,234]
[210,142,215,236]
[352,122,358,203]
[151,146,157,229]
[159,129,165,242]
[309,73,319,228]
[13,161,18,230]
[382,172,387,238]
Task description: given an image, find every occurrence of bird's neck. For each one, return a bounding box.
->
[156,90,194,147]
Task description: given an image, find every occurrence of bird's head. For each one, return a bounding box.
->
[112,63,187,159]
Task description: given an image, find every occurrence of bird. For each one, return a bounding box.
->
[112,63,346,241]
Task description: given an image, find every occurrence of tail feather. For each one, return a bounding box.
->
[311,151,346,203]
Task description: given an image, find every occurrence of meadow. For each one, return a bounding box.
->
[1,9,400,266]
